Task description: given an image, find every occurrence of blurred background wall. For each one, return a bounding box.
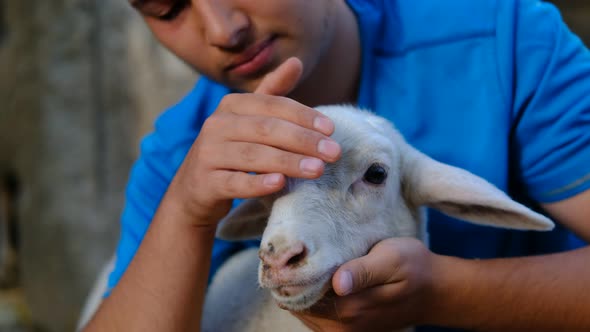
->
[0,1,587,331]
[0,1,196,331]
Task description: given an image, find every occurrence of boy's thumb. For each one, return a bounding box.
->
[255,57,303,96]
[332,249,398,296]
[332,263,370,296]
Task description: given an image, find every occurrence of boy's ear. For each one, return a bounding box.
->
[401,147,554,231]
[216,198,273,240]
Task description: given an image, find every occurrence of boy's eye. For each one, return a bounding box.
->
[129,0,189,21]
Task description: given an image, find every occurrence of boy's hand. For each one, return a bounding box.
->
[291,238,438,331]
[167,57,342,227]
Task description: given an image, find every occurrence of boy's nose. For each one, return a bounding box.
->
[196,0,250,50]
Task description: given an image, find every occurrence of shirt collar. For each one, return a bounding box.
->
[346,0,384,110]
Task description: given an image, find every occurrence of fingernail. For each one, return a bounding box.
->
[300,158,323,175]
[339,271,353,296]
[263,174,282,187]
[318,139,341,159]
[313,116,334,134]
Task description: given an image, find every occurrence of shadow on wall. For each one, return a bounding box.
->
[0,169,42,332]
[0,170,20,289]
[0,0,5,47]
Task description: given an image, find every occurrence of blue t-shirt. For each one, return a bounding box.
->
[108,0,590,330]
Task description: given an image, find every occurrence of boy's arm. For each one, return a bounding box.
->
[543,188,590,241]
[83,58,340,332]
[424,190,590,330]
[84,194,216,332]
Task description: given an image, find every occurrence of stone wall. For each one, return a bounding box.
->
[0,1,588,332]
[0,1,195,331]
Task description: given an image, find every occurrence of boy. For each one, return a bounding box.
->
[86,0,590,331]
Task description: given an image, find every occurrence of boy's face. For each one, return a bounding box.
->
[131,0,342,92]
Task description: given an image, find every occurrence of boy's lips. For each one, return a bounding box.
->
[225,36,276,77]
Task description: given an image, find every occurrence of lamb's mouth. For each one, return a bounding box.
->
[268,270,335,311]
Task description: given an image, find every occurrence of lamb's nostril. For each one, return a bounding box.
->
[259,241,308,270]
[285,246,307,267]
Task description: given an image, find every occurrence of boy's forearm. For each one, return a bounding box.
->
[426,246,590,330]
[85,194,216,332]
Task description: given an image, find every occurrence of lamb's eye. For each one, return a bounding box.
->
[363,163,387,185]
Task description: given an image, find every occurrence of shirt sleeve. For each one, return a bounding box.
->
[105,78,246,295]
[511,0,590,203]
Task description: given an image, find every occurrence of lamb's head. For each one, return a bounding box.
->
[216,105,554,311]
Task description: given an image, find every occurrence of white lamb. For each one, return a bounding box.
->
[201,105,554,332]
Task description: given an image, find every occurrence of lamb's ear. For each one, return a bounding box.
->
[216,198,272,240]
[401,147,554,231]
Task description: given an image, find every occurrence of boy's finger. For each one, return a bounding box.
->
[211,171,286,199]
[255,57,303,96]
